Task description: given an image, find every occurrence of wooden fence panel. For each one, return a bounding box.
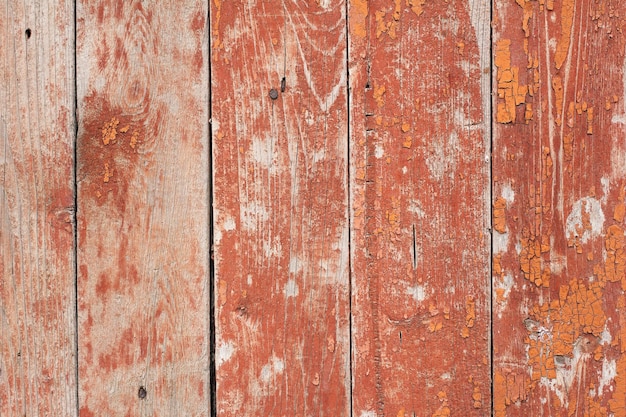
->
[349,1,492,415]
[76,1,210,415]
[0,1,77,416]
[211,0,350,415]
[493,1,626,415]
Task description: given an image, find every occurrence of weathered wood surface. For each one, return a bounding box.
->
[211,0,350,415]
[0,1,77,416]
[493,1,626,415]
[349,0,492,415]
[76,1,210,415]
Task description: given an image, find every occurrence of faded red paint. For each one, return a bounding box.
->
[349,0,491,415]
[493,0,626,415]
[211,0,350,415]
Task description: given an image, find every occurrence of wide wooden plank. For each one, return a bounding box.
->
[493,1,626,415]
[76,1,209,415]
[211,0,350,415]
[349,1,492,415]
[0,2,77,416]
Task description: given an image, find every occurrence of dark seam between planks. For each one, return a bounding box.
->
[72,0,80,415]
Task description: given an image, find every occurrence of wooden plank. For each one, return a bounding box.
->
[0,1,77,415]
[76,1,209,415]
[493,1,626,415]
[348,0,492,415]
[211,0,350,415]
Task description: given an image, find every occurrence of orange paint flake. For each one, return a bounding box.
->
[130,131,139,149]
[493,197,507,233]
[350,0,368,38]
[373,84,386,107]
[406,0,426,16]
[520,228,542,285]
[493,372,507,417]
[608,354,626,415]
[432,391,450,417]
[515,0,534,38]
[495,39,526,123]
[103,163,112,183]
[605,225,625,286]
[526,279,606,384]
[402,136,412,149]
[102,117,120,145]
[555,0,575,69]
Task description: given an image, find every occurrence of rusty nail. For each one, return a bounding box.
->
[269,89,278,100]
[138,386,147,399]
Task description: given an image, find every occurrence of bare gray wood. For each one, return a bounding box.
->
[0,1,77,415]
[76,1,210,415]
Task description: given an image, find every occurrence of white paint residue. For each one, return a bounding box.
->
[407,284,427,303]
[223,216,236,231]
[610,53,626,179]
[425,131,458,181]
[289,256,302,274]
[260,356,285,383]
[284,279,299,298]
[493,231,509,254]
[565,197,605,244]
[216,341,235,369]
[494,273,514,317]
[541,337,592,408]
[359,412,377,417]
[408,200,425,218]
[241,202,269,231]
[374,144,384,159]
[598,358,617,395]
[501,183,515,204]
[601,176,610,204]
[251,135,276,171]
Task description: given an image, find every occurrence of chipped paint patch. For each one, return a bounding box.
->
[216,341,235,368]
[284,279,299,298]
[565,197,605,244]
[407,283,427,303]
[260,356,285,383]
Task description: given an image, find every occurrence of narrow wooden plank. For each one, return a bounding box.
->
[0,2,77,416]
[493,1,626,415]
[76,2,209,415]
[349,1,492,415]
[211,1,350,415]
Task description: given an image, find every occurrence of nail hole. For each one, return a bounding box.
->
[138,386,147,399]
[269,88,278,100]
[25,29,31,39]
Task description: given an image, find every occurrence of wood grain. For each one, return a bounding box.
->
[211,0,350,415]
[493,1,626,415]
[76,1,210,415]
[349,1,492,415]
[0,1,77,415]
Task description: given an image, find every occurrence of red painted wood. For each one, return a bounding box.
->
[0,1,77,415]
[211,0,350,415]
[349,0,492,415]
[493,0,626,415]
[76,1,210,415]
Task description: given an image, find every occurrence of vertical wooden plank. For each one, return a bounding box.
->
[493,1,626,415]
[349,0,492,415]
[0,1,77,416]
[76,1,209,415]
[211,0,350,415]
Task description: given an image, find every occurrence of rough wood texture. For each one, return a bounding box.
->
[493,1,626,415]
[76,1,210,415]
[0,1,77,415]
[349,1,492,415]
[211,0,350,414]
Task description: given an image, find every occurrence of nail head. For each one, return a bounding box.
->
[269,89,278,100]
